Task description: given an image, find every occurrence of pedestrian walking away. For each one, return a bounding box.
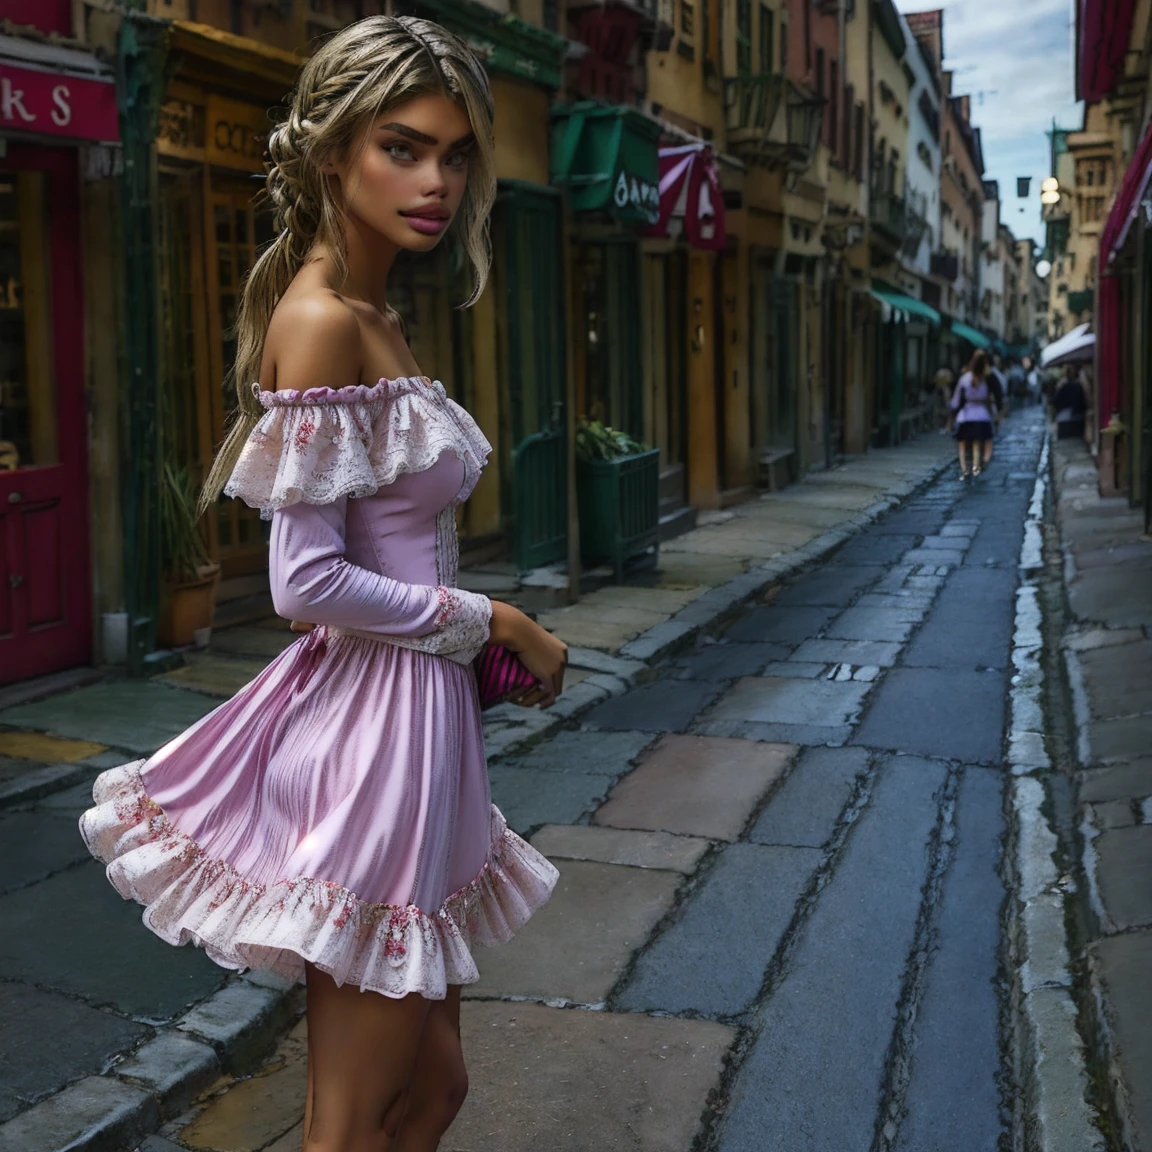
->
[1053,362,1089,440]
[77,17,568,1152]
[949,350,999,479]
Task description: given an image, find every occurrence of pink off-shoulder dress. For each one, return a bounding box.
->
[79,377,558,999]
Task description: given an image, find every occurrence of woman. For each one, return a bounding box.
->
[80,18,566,1150]
[950,350,998,479]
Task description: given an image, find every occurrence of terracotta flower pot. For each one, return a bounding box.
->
[158,563,221,649]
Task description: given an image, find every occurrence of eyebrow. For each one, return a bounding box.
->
[377,122,476,149]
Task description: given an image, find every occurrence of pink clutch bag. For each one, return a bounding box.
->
[473,644,539,710]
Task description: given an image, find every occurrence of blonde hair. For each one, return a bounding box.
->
[199,15,496,513]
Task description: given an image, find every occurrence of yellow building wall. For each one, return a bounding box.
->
[491,77,552,186]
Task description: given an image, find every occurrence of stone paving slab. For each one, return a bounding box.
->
[717,755,946,1152]
[1093,930,1152,1147]
[0,682,218,756]
[1093,827,1152,931]
[833,534,922,566]
[582,679,721,733]
[0,861,225,1020]
[670,641,791,681]
[616,842,821,1017]
[204,626,298,659]
[488,764,617,835]
[771,566,881,608]
[0,730,107,763]
[705,676,871,727]
[1077,639,1152,720]
[0,1075,158,1152]
[0,983,148,1124]
[594,735,793,840]
[902,597,1015,671]
[445,1003,734,1152]
[0,808,95,895]
[469,859,682,1003]
[177,1019,306,1151]
[790,638,905,667]
[693,719,854,745]
[502,728,655,776]
[854,668,1006,763]
[1080,759,1152,804]
[824,605,918,643]
[724,605,838,645]
[156,655,275,699]
[530,824,712,874]
[893,766,1006,1152]
[749,746,871,848]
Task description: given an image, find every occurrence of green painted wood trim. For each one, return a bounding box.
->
[413,0,568,88]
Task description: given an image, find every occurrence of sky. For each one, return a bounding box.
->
[896,0,1083,246]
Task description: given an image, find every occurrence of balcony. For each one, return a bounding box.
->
[722,75,824,170]
[930,250,959,281]
[869,188,906,251]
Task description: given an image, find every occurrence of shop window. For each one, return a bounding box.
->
[0,171,57,472]
[758,5,773,73]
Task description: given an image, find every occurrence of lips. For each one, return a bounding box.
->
[401,208,450,236]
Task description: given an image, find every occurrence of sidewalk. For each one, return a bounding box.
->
[0,429,953,1152]
[1053,440,1152,1150]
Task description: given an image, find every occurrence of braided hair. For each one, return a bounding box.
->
[199,16,496,513]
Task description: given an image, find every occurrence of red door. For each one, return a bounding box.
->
[0,145,91,685]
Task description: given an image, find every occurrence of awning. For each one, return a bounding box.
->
[949,320,991,349]
[644,143,726,250]
[1101,115,1152,267]
[1078,0,1137,102]
[870,287,941,326]
[550,102,661,225]
[1040,323,1094,367]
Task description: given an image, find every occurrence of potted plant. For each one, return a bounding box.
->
[157,460,220,649]
[575,420,661,582]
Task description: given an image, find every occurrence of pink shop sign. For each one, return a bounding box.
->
[0,61,119,143]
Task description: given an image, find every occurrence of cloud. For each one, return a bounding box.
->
[897,0,1081,243]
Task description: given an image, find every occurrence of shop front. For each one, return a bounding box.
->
[0,34,118,685]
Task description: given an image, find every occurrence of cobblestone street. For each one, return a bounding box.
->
[0,412,1052,1152]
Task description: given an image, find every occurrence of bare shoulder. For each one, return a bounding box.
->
[264,291,362,393]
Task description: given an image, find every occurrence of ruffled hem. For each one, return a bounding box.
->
[224,377,492,518]
[79,763,558,1000]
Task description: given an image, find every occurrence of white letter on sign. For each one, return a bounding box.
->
[50,85,72,127]
[1,78,37,124]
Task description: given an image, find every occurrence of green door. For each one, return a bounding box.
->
[501,182,569,572]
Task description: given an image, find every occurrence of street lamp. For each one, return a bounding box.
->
[1040,176,1061,206]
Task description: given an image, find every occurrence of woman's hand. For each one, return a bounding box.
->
[290,621,316,634]
[489,600,568,708]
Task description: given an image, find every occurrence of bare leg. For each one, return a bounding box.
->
[982,438,994,466]
[303,963,432,1152]
[957,440,970,477]
[393,987,468,1152]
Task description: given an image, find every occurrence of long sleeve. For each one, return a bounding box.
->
[270,499,491,665]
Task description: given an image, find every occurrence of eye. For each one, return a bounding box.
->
[384,143,415,162]
[445,151,471,171]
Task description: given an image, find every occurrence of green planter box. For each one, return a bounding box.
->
[576,448,661,581]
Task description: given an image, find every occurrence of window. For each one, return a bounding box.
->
[853,102,864,177]
[758,4,774,74]
[737,0,753,73]
[815,48,825,140]
[843,83,853,170]
[681,0,695,40]
[780,16,788,72]
[829,58,839,158]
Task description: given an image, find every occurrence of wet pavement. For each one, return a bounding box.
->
[132,411,1046,1152]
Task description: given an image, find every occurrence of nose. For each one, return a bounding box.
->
[421,158,449,198]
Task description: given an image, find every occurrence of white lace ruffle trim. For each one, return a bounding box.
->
[79,762,558,1000]
[224,379,492,520]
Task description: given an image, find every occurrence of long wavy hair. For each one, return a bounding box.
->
[199,16,496,514]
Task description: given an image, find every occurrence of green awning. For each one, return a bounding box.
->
[550,102,661,225]
[869,287,941,326]
[950,320,992,349]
